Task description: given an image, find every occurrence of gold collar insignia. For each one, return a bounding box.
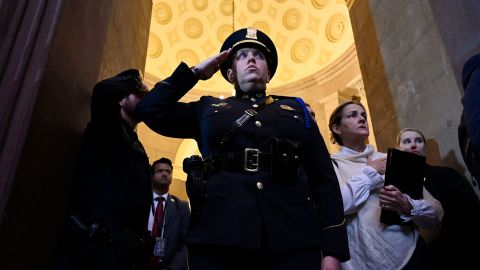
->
[280,104,295,111]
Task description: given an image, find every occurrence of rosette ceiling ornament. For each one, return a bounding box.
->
[145,0,354,93]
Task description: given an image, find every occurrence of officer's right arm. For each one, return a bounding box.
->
[303,121,350,262]
[135,62,201,138]
[462,59,480,154]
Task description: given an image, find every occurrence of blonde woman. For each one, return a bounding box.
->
[397,128,480,269]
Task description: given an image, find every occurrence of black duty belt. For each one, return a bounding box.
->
[210,148,273,173]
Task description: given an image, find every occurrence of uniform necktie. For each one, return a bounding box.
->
[151,197,165,237]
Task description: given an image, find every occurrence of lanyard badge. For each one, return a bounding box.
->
[153,237,166,257]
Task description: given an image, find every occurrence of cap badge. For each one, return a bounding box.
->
[280,104,295,111]
[246,27,258,40]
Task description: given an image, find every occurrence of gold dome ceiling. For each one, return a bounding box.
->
[140,0,363,200]
[145,0,354,93]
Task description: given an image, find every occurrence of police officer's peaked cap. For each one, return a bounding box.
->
[219,27,278,82]
[92,69,144,102]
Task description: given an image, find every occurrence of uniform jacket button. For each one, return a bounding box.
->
[252,104,259,108]
[256,181,263,190]
[255,121,262,127]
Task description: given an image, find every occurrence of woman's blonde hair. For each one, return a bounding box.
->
[396,128,426,146]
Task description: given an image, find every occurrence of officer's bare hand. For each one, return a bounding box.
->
[195,48,232,80]
[378,185,412,215]
[366,155,386,175]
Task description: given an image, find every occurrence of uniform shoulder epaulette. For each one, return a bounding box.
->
[271,95,312,129]
[201,95,229,101]
[270,95,296,100]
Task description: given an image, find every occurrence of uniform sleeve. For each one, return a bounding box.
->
[135,62,201,139]
[90,83,124,127]
[303,123,350,262]
[462,57,480,154]
[87,81,129,150]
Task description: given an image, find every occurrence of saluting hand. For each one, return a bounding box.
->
[195,48,232,80]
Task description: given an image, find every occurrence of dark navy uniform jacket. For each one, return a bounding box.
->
[74,81,152,236]
[136,62,349,261]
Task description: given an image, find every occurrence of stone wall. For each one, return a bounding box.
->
[0,1,152,269]
[349,0,475,182]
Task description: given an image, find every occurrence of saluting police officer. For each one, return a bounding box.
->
[56,70,152,270]
[136,27,349,270]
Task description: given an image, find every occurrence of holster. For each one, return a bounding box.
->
[269,137,301,183]
[66,215,113,248]
[183,155,208,222]
[64,215,146,264]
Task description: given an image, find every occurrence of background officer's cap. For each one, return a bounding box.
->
[92,69,146,103]
[219,27,278,82]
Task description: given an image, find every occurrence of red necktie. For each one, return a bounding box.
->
[151,197,165,237]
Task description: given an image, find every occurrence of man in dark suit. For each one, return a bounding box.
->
[147,157,190,270]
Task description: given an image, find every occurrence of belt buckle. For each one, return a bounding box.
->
[244,148,260,172]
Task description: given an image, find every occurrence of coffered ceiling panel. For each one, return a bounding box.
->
[145,0,354,93]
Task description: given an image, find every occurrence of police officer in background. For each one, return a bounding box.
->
[136,28,349,270]
[58,70,152,270]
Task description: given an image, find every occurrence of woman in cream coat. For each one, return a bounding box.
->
[329,101,443,270]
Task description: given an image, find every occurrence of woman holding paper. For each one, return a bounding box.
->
[329,101,443,270]
[396,128,480,269]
